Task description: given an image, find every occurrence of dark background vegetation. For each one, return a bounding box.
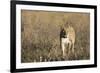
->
[21,10,90,63]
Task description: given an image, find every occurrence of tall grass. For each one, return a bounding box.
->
[21,10,90,63]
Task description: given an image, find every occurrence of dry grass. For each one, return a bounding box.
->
[21,10,90,63]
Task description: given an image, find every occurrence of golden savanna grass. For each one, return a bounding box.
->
[21,10,90,63]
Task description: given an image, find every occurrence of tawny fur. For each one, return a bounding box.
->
[60,25,75,57]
